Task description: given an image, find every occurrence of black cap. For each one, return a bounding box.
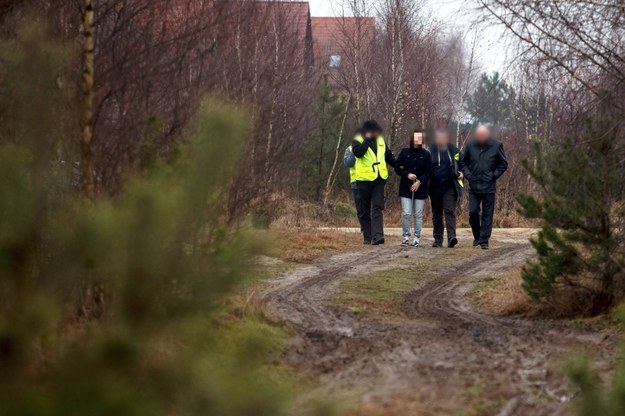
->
[362,120,383,133]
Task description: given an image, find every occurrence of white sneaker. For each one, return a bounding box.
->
[412,237,420,247]
[401,237,410,247]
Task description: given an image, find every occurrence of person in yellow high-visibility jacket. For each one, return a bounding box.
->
[352,120,397,245]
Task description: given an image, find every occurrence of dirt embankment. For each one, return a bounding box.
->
[262,232,616,415]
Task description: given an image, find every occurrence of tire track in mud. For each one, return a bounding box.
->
[408,244,533,327]
[262,240,615,415]
[263,248,410,376]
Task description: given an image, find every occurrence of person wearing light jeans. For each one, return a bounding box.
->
[401,197,425,245]
[394,130,432,247]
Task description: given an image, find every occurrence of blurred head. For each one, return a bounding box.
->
[362,120,383,139]
[474,125,491,144]
[434,130,450,148]
[411,130,425,149]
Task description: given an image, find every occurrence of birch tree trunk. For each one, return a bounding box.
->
[323,94,352,206]
[81,0,95,201]
[264,17,280,183]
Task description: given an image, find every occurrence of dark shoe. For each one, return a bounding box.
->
[372,238,385,246]
[432,242,443,248]
[363,240,372,245]
[448,237,458,248]
[480,243,489,250]
[472,240,479,247]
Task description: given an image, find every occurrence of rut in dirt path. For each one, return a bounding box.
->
[262,241,615,415]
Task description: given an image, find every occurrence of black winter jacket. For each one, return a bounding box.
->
[461,138,508,194]
[395,147,432,200]
[429,144,463,196]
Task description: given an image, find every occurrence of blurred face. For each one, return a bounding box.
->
[413,132,424,147]
[434,131,450,148]
[475,126,490,144]
[365,130,379,139]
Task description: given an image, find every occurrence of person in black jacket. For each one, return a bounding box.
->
[352,120,396,245]
[429,129,463,248]
[395,130,431,247]
[461,125,508,249]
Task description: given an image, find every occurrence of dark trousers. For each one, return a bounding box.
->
[351,186,365,232]
[357,179,386,242]
[469,192,496,244]
[431,187,457,244]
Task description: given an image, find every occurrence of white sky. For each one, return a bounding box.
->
[308,0,514,74]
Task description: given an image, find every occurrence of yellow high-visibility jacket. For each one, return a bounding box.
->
[354,136,389,181]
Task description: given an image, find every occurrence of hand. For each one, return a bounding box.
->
[457,172,464,180]
[407,173,417,181]
[410,180,421,193]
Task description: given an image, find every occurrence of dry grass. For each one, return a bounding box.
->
[473,266,623,322]
[261,193,536,230]
[348,395,428,416]
[267,228,363,263]
[222,284,269,321]
[219,228,365,327]
[218,228,365,325]
[347,390,502,416]
[473,266,535,316]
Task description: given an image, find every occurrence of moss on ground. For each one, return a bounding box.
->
[336,266,428,318]
[335,247,477,318]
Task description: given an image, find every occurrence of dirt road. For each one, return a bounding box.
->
[262,231,615,415]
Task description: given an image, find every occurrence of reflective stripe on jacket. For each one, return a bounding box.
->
[453,152,464,189]
[354,136,389,181]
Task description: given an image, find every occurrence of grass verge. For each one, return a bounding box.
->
[472,265,622,331]
[213,228,363,415]
[472,265,533,316]
[216,267,342,416]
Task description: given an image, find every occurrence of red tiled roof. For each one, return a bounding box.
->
[311,16,375,65]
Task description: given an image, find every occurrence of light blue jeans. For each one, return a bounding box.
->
[401,197,425,238]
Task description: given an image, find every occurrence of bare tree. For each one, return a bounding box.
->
[81,0,95,200]
[447,29,479,147]
[2,0,482,220]
[377,0,421,144]
[478,0,625,100]
[335,0,376,120]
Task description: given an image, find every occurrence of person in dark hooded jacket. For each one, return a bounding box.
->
[461,125,508,249]
[428,129,463,248]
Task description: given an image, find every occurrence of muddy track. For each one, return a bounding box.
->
[262,240,615,415]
